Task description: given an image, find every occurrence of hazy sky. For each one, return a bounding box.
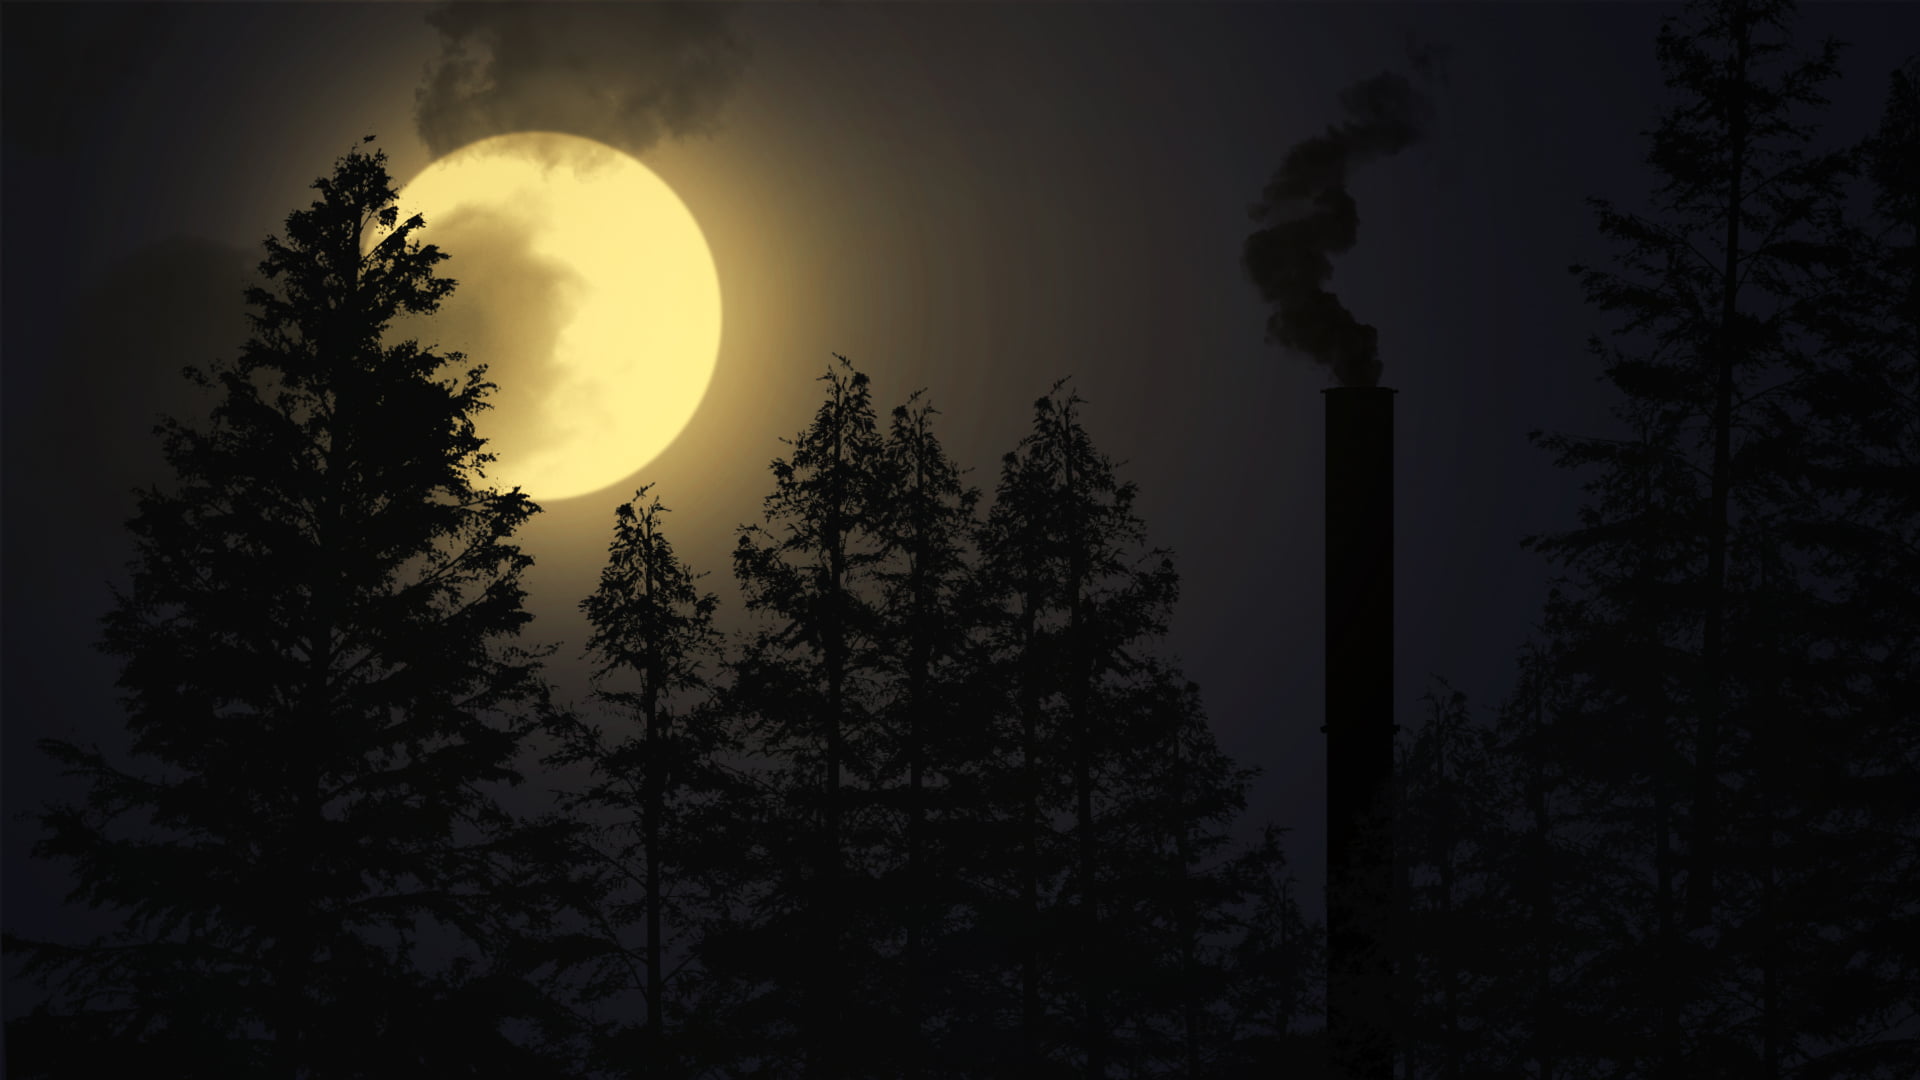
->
[4,1,1914,985]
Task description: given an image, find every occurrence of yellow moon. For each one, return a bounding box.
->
[386,132,721,502]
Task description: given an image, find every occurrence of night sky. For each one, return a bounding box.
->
[4,0,1913,1019]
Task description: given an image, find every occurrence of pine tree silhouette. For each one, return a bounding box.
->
[4,142,586,1076]
[561,365,1329,1078]
[867,390,987,1077]
[1511,2,1917,1076]
[974,382,1211,1077]
[720,357,892,1078]
[1219,826,1326,1079]
[547,485,744,1078]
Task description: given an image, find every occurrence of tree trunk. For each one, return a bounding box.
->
[1689,0,1754,936]
[644,536,666,1061]
[1064,440,1107,1080]
[277,470,345,1077]
[904,451,932,1080]
[1075,712,1103,1080]
[1526,696,1556,1080]
[1761,848,1779,1080]
[1019,596,1043,1073]
[1172,738,1201,1080]
[817,418,848,1080]
[1437,722,1459,1080]
[906,706,924,1078]
[271,841,314,1079]
[1655,758,1682,1080]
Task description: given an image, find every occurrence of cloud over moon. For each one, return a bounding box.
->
[414,2,750,159]
[410,201,587,471]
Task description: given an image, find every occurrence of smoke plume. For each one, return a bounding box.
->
[1243,44,1443,387]
[415,2,749,160]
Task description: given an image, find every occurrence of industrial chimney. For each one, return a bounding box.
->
[1323,386,1396,1080]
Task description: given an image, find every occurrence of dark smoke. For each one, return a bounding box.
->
[1243,45,1443,388]
[414,2,749,160]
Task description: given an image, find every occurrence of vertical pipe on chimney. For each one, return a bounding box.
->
[1324,386,1396,1080]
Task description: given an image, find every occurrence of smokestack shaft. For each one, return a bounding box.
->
[1324,386,1396,1080]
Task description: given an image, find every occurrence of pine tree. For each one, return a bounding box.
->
[1743,56,1920,1078]
[1485,641,1620,1080]
[973,382,1182,1077]
[547,485,740,1078]
[867,391,986,1077]
[1520,2,1907,1076]
[721,357,892,1077]
[683,371,1318,1078]
[1095,663,1263,1079]
[1393,681,1516,1080]
[1218,826,1326,1080]
[1557,0,1850,937]
[4,141,580,1076]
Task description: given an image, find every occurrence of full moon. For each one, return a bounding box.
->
[384,132,722,502]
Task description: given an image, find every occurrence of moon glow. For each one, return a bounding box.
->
[389,132,722,502]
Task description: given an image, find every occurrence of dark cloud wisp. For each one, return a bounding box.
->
[404,201,587,473]
[414,2,750,160]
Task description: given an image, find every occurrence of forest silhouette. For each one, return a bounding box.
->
[4,1,1916,1077]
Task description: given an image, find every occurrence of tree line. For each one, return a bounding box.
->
[6,1,1916,1077]
[1390,2,1916,1079]
[2,141,1320,1078]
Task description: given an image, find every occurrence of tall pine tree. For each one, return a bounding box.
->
[721,357,892,1078]
[1518,2,1915,1076]
[973,382,1202,1077]
[548,486,740,1078]
[1756,55,1920,1077]
[867,391,987,1077]
[1095,663,1266,1079]
[1392,681,1515,1080]
[4,141,579,1077]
